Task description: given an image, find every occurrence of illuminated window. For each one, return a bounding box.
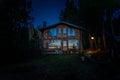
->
[63,41,67,46]
[68,28,75,36]
[63,28,67,33]
[49,40,61,49]
[58,28,61,33]
[68,40,79,49]
[49,28,56,36]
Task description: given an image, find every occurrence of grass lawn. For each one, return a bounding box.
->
[0,54,120,80]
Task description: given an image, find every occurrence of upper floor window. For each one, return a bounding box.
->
[68,28,75,36]
[58,28,61,33]
[49,28,56,36]
[63,28,67,33]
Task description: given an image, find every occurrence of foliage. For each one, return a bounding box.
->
[78,0,120,34]
[60,0,120,34]
[59,0,120,56]
[0,0,32,64]
[59,0,79,25]
[31,30,40,49]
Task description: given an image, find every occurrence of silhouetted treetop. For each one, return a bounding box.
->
[0,0,33,63]
[59,0,79,25]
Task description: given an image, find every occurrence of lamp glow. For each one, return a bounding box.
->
[91,37,94,39]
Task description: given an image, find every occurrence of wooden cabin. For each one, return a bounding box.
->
[40,21,86,53]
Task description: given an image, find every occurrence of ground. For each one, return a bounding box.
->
[0,54,120,80]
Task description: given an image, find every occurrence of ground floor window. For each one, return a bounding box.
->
[68,40,79,49]
[45,39,80,50]
[49,40,61,49]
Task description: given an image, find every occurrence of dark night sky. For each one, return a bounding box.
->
[31,0,78,28]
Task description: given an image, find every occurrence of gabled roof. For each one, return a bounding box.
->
[40,21,86,31]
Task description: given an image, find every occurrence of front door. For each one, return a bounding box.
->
[63,40,67,51]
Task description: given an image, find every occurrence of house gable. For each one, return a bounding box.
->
[41,22,85,53]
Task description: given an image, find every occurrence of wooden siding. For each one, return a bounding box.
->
[43,24,83,52]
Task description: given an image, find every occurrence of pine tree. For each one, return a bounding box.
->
[59,0,79,25]
[0,0,32,64]
[78,0,120,53]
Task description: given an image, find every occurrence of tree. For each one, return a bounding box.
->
[59,0,120,51]
[32,30,39,49]
[59,0,79,25]
[0,0,32,64]
[78,0,120,48]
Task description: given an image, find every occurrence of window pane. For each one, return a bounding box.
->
[68,40,79,49]
[49,40,61,49]
[58,28,61,33]
[63,28,66,33]
[73,29,75,36]
[68,28,70,36]
[70,28,73,34]
[68,28,75,36]
[63,41,67,46]
[49,28,56,36]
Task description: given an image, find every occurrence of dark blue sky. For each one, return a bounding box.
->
[31,0,78,28]
[31,0,66,27]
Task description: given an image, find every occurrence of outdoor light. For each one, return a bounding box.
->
[91,37,94,40]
